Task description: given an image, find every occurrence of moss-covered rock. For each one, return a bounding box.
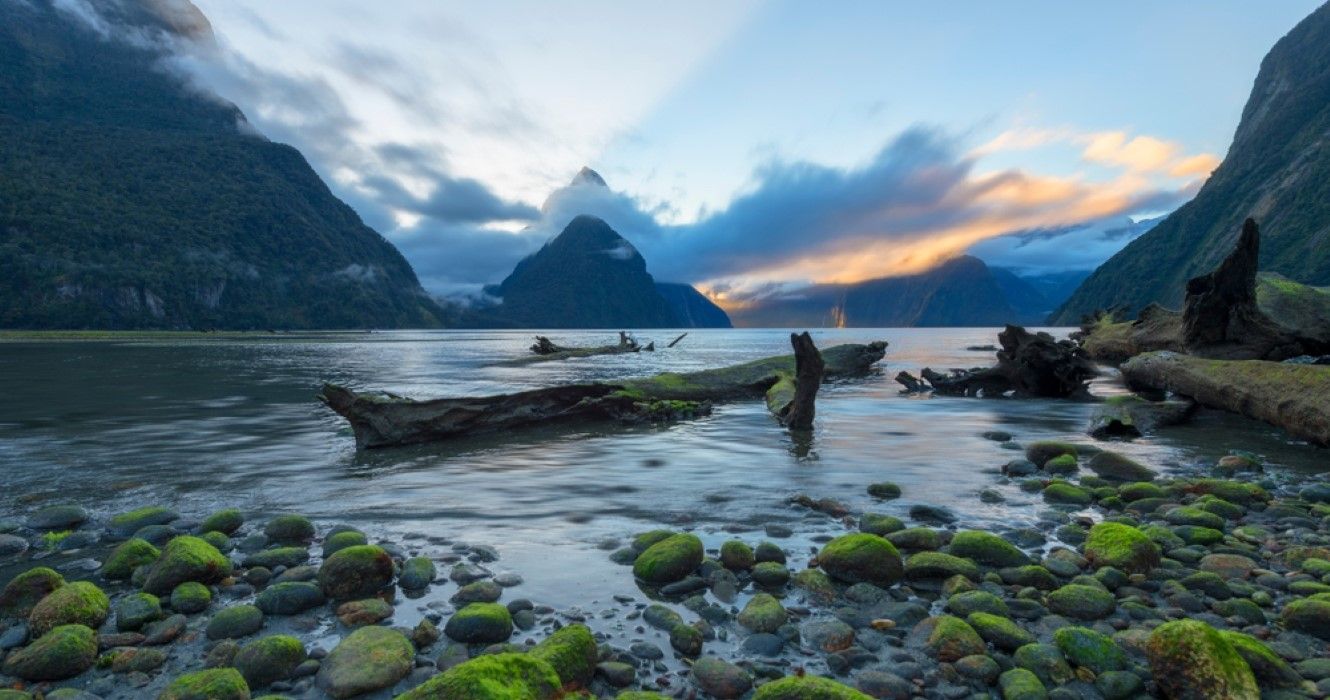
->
[264,514,314,544]
[632,533,704,584]
[28,581,108,636]
[630,530,675,553]
[1146,620,1257,700]
[791,568,836,604]
[0,567,64,620]
[752,675,871,699]
[818,533,903,587]
[998,565,1058,590]
[109,506,178,536]
[1,624,97,681]
[1220,631,1301,688]
[200,508,244,536]
[858,513,904,537]
[866,482,902,499]
[1042,482,1092,505]
[397,652,561,700]
[1189,478,1268,505]
[948,530,1029,567]
[751,561,790,587]
[171,581,212,614]
[320,530,367,558]
[206,604,264,640]
[1013,643,1073,686]
[1053,626,1127,674]
[720,540,755,571]
[142,536,230,595]
[1118,481,1165,501]
[1025,441,1077,467]
[904,551,979,581]
[1281,598,1330,640]
[315,626,412,698]
[317,544,394,601]
[233,635,306,689]
[398,556,436,590]
[529,623,597,688]
[737,593,787,633]
[1164,506,1225,530]
[1046,584,1115,620]
[999,668,1048,700]
[1086,451,1157,481]
[335,598,393,626]
[966,611,1034,651]
[1083,522,1159,574]
[115,592,162,632]
[242,547,309,570]
[915,615,984,662]
[1042,453,1078,475]
[444,602,513,644]
[946,590,1007,617]
[100,538,161,580]
[669,622,704,656]
[159,668,251,700]
[885,527,943,551]
[255,582,325,615]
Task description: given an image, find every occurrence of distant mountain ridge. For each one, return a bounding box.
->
[1053,2,1330,323]
[0,0,445,329]
[727,255,1026,328]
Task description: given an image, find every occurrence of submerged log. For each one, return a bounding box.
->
[905,325,1096,398]
[322,340,886,449]
[667,332,688,348]
[781,332,824,430]
[505,333,642,365]
[1121,351,1330,445]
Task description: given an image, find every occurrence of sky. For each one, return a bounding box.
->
[82,0,1328,302]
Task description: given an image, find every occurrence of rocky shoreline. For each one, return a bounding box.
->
[1,429,1329,699]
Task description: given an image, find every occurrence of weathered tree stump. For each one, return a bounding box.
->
[784,331,825,431]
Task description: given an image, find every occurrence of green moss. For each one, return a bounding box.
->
[1164,506,1225,529]
[316,626,414,697]
[632,533,703,584]
[791,568,837,604]
[904,551,980,581]
[1117,482,1164,501]
[1042,453,1078,475]
[866,482,902,499]
[528,623,597,688]
[233,635,306,689]
[966,612,1034,652]
[737,592,787,633]
[720,540,755,570]
[923,615,985,662]
[948,530,1029,567]
[317,544,394,600]
[171,581,212,614]
[159,668,251,700]
[1025,441,1078,467]
[1053,626,1127,673]
[630,530,675,553]
[998,667,1048,700]
[818,533,903,587]
[1083,522,1159,574]
[1146,620,1257,699]
[1173,525,1225,546]
[752,675,871,699]
[28,580,108,636]
[244,546,310,569]
[200,508,244,535]
[1221,631,1302,688]
[397,653,561,700]
[142,535,230,595]
[1042,482,1092,505]
[201,531,231,552]
[321,530,367,557]
[101,537,161,580]
[444,603,514,644]
[859,513,904,536]
[1282,598,1330,640]
[1046,584,1115,620]
[39,530,72,550]
[206,604,264,640]
[264,514,314,543]
[109,506,176,534]
[885,527,942,550]
[1189,478,1269,505]
[0,567,66,621]
[946,590,1007,617]
[0,624,98,681]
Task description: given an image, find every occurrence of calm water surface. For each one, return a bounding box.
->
[0,328,1325,691]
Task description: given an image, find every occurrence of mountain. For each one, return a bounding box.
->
[655,283,733,329]
[0,0,444,329]
[989,268,1052,324]
[728,255,1020,328]
[485,215,728,328]
[1052,3,1330,323]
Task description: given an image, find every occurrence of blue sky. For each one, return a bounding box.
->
[157,0,1327,299]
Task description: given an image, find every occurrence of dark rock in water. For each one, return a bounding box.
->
[895,371,929,394]
[909,504,956,524]
[1087,395,1194,439]
[1182,219,1314,360]
[914,325,1097,398]
[0,534,29,556]
[25,505,88,530]
[1285,354,1330,364]
[255,582,325,615]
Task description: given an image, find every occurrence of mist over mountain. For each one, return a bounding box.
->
[0,0,445,329]
[1054,3,1330,322]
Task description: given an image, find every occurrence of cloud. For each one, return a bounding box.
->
[966,216,1163,274]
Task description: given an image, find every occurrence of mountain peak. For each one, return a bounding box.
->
[571,166,608,188]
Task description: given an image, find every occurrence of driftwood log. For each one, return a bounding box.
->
[507,333,642,365]
[323,340,886,449]
[772,332,825,430]
[895,325,1096,398]
[1122,351,1330,445]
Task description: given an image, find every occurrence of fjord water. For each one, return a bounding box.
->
[0,328,1324,612]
